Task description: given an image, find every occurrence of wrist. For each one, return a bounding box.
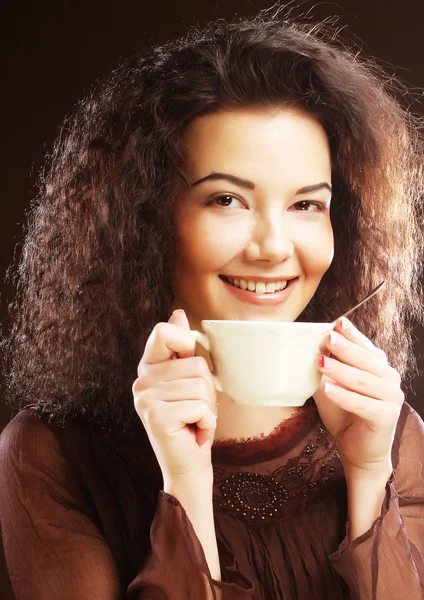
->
[163,468,220,581]
[344,461,393,541]
[163,468,214,497]
[342,458,393,485]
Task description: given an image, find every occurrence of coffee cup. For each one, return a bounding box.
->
[190,320,335,407]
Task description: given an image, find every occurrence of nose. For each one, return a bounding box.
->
[244,210,294,263]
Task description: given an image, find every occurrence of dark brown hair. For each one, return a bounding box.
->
[2,6,423,435]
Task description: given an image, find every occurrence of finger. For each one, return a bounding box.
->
[318,354,399,400]
[134,377,217,414]
[322,382,403,426]
[163,400,217,432]
[143,399,217,444]
[326,331,390,379]
[334,317,387,362]
[135,356,214,389]
[140,321,195,369]
[168,309,194,359]
[168,309,189,329]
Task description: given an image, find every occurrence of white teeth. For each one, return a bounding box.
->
[275,280,288,291]
[225,277,289,293]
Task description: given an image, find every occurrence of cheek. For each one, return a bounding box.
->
[176,212,248,272]
[296,224,334,274]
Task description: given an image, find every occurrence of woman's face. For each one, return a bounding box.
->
[171,107,334,329]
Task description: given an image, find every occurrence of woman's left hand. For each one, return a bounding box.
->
[313,317,404,475]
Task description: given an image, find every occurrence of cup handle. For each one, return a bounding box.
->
[190,330,210,352]
[190,331,223,392]
[213,375,223,392]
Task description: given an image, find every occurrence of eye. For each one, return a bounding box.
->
[292,200,326,212]
[209,194,245,208]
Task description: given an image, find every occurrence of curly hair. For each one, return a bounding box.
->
[2,5,424,436]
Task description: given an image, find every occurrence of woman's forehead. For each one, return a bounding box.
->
[182,107,332,190]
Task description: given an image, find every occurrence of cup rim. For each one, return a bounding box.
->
[201,319,335,328]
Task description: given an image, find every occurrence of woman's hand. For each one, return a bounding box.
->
[313,317,404,476]
[132,310,217,488]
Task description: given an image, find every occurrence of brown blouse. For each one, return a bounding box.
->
[0,399,424,599]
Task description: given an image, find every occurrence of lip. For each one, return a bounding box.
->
[220,276,298,306]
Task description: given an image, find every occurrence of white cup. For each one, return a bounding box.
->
[191,320,335,407]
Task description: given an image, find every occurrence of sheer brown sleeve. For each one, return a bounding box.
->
[0,411,254,600]
[329,402,424,599]
[0,411,124,599]
[127,491,254,599]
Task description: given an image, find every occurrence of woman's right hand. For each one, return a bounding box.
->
[132,309,218,488]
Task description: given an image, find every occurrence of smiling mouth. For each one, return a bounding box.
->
[219,275,293,295]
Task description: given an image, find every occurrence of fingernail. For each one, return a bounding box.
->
[318,355,325,368]
[173,309,185,315]
[330,331,345,347]
[339,317,350,331]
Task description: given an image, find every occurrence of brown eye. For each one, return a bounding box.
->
[210,195,244,208]
[293,201,325,211]
[216,195,234,206]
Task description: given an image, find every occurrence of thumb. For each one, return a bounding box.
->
[168,309,193,358]
[168,308,190,329]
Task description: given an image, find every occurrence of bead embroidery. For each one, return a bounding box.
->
[220,472,289,520]
[282,463,311,480]
[214,420,345,524]
[302,441,317,456]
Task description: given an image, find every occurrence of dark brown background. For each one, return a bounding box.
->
[1,1,423,597]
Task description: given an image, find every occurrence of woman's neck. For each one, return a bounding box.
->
[214,391,297,442]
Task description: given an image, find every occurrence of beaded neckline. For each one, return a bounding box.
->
[212,398,319,466]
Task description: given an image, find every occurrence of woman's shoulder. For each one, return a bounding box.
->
[0,409,59,458]
[0,410,75,483]
[0,408,161,497]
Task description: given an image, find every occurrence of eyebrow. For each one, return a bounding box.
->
[189,172,332,195]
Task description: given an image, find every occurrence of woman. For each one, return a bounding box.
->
[1,6,424,599]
